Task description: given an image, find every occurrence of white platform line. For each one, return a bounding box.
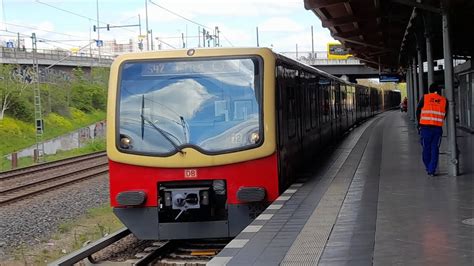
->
[276,195,291,201]
[284,189,297,194]
[242,225,263,233]
[207,256,232,265]
[225,239,249,248]
[256,214,274,220]
[267,204,283,210]
[290,183,304,188]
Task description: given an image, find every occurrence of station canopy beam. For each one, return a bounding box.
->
[304,0,474,71]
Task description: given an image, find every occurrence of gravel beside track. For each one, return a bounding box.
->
[0,174,110,259]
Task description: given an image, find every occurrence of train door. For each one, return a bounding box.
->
[296,70,306,164]
[330,81,338,140]
[355,85,361,122]
[319,77,330,147]
[340,85,348,132]
[311,74,322,154]
[335,83,342,136]
[348,86,355,126]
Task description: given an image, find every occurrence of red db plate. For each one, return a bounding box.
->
[184,169,198,178]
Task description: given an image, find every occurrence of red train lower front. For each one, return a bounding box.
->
[109,154,279,239]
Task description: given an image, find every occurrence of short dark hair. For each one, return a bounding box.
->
[429,83,441,93]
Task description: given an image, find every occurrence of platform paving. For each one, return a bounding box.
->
[208,111,473,266]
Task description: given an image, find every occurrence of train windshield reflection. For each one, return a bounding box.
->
[118,57,262,155]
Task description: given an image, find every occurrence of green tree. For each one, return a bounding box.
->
[70,67,108,112]
[0,64,30,120]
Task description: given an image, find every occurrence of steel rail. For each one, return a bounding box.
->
[0,164,108,205]
[0,151,106,180]
[47,228,131,266]
[134,241,175,266]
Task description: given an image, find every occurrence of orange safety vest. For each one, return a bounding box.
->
[420,93,447,127]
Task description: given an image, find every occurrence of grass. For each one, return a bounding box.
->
[0,138,106,171]
[8,204,123,266]
[0,109,105,155]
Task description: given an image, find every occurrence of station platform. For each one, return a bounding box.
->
[209,111,474,266]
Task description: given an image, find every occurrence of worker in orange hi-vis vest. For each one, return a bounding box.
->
[416,83,448,176]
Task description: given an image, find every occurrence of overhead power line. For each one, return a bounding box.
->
[2,21,81,38]
[35,0,95,23]
[34,0,136,34]
[148,0,210,30]
[156,38,177,49]
[147,0,234,47]
[220,32,234,47]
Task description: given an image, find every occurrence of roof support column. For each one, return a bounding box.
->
[424,13,435,85]
[417,43,425,98]
[410,65,418,122]
[407,67,415,120]
[442,6,459,176]
[412,57,419,122]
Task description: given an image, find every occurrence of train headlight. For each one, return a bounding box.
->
[249,132,260,144]
[120,135,132,149]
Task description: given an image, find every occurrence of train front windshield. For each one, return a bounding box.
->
[117,57,263,156]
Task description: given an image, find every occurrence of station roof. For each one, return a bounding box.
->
[304,0,474,71]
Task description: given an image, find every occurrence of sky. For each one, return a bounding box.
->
[0,0,336,54]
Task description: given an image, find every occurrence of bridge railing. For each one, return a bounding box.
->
[280,51,362,65]
[0,47,114,65]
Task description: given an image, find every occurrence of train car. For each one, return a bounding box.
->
[327,42,353,60]
[107,47,400,240]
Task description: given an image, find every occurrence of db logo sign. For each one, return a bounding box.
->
[184,169,198,178]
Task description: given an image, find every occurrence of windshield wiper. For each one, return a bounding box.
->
[141,114,185,155]
[180,116,189,142]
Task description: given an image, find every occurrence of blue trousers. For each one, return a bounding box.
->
[420,126,443,174]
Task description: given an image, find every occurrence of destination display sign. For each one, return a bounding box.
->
[140,59,253,76]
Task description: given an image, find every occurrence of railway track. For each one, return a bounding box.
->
[49,228,229,265]
[0,152,108,205]
[0,151,106,180]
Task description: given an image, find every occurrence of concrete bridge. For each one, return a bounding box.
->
[1,48,379,81]
[0,47,113,71]
[281,51,379,81]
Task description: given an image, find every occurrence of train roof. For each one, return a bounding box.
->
[113,47,392,92]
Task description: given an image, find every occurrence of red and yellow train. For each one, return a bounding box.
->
[107,48,400,240]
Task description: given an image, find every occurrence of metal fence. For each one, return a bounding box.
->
[0,47,114,65]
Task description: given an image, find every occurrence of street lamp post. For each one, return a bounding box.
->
[96,0,101,63]
[145,0,150,50]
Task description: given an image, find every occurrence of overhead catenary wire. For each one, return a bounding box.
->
[35,0,96,24]
[148,0,234,47]
[2,21,82,38]
[156,38,177,49]
[148,0,209,30]
[0,28,94,51]
[34,0,136,34]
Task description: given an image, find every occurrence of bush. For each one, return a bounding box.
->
[44,113,73,131]
[0,117,21,135]
[6,94,35,122]
[70,108,88,124]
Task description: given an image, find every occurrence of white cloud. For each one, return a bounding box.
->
[2,0,336,55]
[258,17,303,32]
